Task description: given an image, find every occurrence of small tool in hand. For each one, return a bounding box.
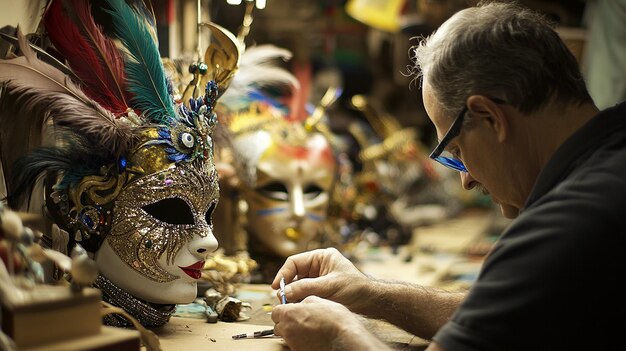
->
[232,328,274,339]
[280,276,287,304]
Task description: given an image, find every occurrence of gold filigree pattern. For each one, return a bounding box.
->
[108,161,219,283]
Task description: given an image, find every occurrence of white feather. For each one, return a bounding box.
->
[220,44,298,105]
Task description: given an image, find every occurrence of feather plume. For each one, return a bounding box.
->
[0,31,77,80]
[0,29,88,94]
[43,0,130,113]
[0,29,63,199]
[0,30,134,151]
[9,83,134,153]
[0,29,135,204]
[240,45,293,70]
[289,61,312,122]
[1,81,134,157]
[125,0,159,44]
[104,0,176,124]
[220,44,298,107]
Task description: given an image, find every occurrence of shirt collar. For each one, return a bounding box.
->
[523,101,626,210]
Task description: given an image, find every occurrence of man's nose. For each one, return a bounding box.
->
[461,171,477,190]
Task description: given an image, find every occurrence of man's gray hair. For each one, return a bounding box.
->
[410,1,592,117]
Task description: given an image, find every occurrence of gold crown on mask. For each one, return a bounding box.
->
[0,0,240,256]
[215,56,342,189]
[219,61,342,147]
[226,101,314,146]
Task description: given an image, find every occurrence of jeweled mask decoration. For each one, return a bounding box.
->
[0,0,239,314]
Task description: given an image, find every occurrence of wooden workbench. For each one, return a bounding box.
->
[156,208,495,350]
[157,316,429,351]
[156,283,429,351]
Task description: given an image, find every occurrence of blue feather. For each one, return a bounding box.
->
[104,0,176,125]
[157,128,171,139]
[168,153,189,162]
[248,90,286,109]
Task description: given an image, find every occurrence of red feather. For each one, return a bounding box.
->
[288,61,312,122]
[43,0,130,114]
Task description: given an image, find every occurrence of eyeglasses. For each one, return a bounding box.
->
[429,98,506,172]
[429,105,469,172]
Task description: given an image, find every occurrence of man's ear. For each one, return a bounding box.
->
[466,95,508,142]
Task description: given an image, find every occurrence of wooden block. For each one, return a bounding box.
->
[1,286,102,348]
[21,326,141,351]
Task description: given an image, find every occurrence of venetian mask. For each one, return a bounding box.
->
[93,100,221,304]
[213,52,341,259]
[216,77,338,259]
[0,0,240,320]
[233,119,336,257]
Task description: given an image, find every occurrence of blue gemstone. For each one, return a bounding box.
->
[119,157,127,172]
[82,214,94,228]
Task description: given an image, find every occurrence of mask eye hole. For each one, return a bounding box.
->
[205,202,217,227]
[256,182,288,201]
[304,184,324,199]
[142,198,194,225]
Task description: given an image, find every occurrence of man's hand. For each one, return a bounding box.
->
[271,296,389,351]
[271,248,369,311]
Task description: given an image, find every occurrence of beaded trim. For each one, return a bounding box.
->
[94,275,175,328]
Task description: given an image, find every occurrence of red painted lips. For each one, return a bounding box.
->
[178,261,205,279]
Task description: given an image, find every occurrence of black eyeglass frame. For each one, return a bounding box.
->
[429,98,506,173]
[429,105,469,172]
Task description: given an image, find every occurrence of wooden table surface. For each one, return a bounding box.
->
[157,316,429,351]
[156,283,429,351]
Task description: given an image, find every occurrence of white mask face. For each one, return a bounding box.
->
[242,132,336,257]
[96,162,219,304]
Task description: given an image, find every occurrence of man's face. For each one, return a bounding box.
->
[422,82,520,218]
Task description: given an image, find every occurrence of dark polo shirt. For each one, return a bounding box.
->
[434,101,626,351]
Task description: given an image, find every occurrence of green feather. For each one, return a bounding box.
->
[104,0,176,124]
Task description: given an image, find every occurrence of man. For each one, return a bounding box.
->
[269,1,626,350]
